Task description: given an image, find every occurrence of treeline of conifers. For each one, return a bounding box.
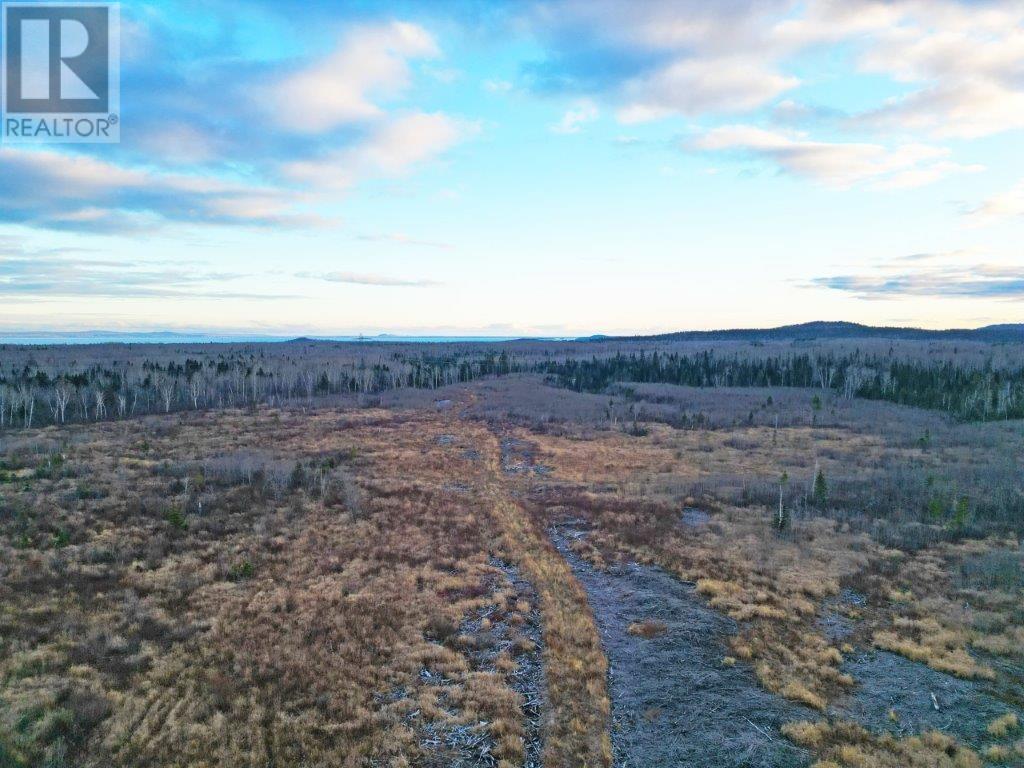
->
[540,351,1024,421]
[0,347,1021,429]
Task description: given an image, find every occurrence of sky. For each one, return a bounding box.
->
[1,0,1023,336]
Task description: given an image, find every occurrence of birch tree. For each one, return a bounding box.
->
[18,385,35,428]
[53,381,72,423]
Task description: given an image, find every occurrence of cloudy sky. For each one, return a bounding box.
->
[2,0,1023,335]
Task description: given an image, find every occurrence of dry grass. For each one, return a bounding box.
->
[988,713,1020,738]
[858,537,1024,682]
[782,720,982,767]
[2,378,1021,768]
[469,422,612,768]
[871,624,994,680]
[528,480,863,711]
[511,416,1023,763]
[0,409,536,767]
[627,620,668,639]
[0,404,618,767]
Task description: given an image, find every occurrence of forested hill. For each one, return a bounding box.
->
[599,321,1024,344]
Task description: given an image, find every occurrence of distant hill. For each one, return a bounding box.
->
[601,321,1024,343]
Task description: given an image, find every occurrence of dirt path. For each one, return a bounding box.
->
[551,527,812,768]
[457,559,546,768]
[459,421,612,768]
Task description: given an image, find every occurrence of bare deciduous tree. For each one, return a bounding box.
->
[53,381,72,423]
[156,375,175,413]
[18,384,35,428]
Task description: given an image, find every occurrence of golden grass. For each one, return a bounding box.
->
[988,713,1020,738]
[627,619,669,639]
[512,418,1023,766]
[782,720,982,768]
[471,423,612,768]
[0,408,549,767]
[525,430,864,713]
[871,629,994,680]
[532,422,888,492]
[3,392,1021,767]
[983,744,1012,763]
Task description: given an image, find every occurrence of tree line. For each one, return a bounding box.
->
[0,345,1021,429]
[539,350,1024,421]
[0,350,520,429]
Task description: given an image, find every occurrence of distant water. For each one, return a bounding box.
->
[0,333,554,346]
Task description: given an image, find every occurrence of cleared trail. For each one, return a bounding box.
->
[454,418,613,768]
[454,412,809,767]
[550,528,812,768]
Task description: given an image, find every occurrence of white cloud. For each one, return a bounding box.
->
[856,80,1024,139]
[265,21,439,134]
[811,258,1024,300]
[281,112,476,191]
[965,179,1024,226]
[0,21,474,233]
[525,0,1024,138]
[298,270,438,287]
[692,125,983,189]
[0,147,321,230]
[551,100,599,133]
[1,148,148,191]
[133,123,226,164]
[357,232,454,250]
[529,0,802,121]
[484,79,514,93]
[533,0,788,57]
[617,58,798,123]
[875,160,985,191]
[803,1,1024,138]
[0,249,286,299]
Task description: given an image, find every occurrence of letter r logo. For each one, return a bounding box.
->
[4,4,110,113]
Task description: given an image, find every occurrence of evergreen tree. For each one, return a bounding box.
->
[813,468,828,508]
[951,497,970,531]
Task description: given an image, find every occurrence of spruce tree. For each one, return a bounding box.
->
[813,468,828,509]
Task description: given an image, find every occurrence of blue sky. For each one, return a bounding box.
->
[1,0,1022,335]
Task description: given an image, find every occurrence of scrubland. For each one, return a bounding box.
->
[490,378,1023,766]
[1,354,1022,767]
[0,405,615,767]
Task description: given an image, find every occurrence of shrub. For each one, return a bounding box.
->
[163,507,188,531]
[424,614,458,643]
[288,461,307,491]
[227,560,255,581]
[74,485,105,501]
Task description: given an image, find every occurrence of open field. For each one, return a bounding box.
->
[5,0,1023,763]
[1,339,1022,767]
